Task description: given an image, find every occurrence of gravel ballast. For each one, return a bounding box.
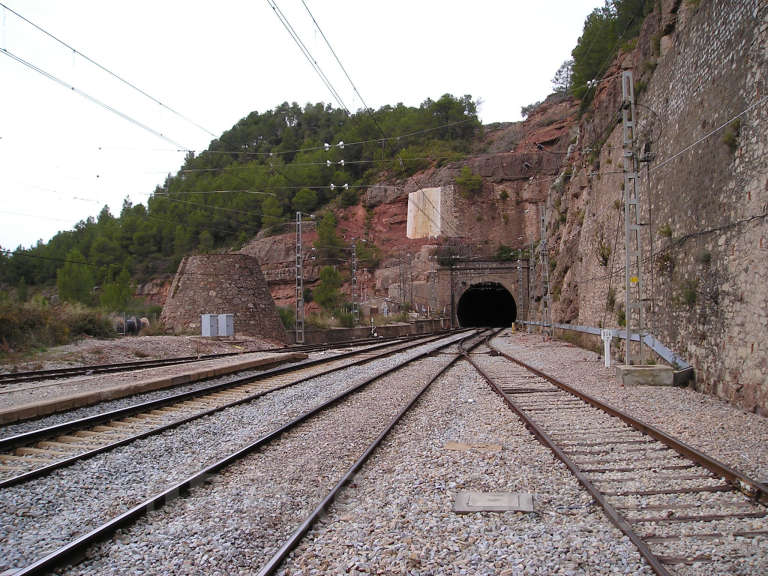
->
[64,343,469,575]
[0,334,467,573]
[490,331,768,482]
[279,361,651,575]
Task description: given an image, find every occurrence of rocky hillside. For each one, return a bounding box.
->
[243,0,768,415]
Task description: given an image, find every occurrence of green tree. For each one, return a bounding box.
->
[314,212,345,260]
[100,268,133,311]
[198,230,214,252]
[291,188,318,213]
[57,248,94,304]
[313,266,342,311]
[455,166,483,197]
[552,59,573,94]
[262,196,285,230]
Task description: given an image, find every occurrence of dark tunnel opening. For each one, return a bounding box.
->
[456,282,517,327]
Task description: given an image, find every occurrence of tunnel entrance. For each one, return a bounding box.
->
[456,282,517,327]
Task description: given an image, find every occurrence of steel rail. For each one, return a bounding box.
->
[462,350,673,576]
[11,329,479,576]
[0,332,431,385]
[485,341,768,506]
[0,332,452,451]
[0,333,459,487]
[0,351,243,385]
[256,329,497,576]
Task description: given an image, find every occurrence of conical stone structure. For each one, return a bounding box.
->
[160,254,287,342]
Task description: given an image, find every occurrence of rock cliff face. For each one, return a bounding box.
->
[233,0,767,412]
[544,0,768,414]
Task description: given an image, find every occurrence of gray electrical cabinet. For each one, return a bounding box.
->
[201,314,218,337]
[217,314,234,337]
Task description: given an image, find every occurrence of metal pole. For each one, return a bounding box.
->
[621,70,643,365]
[351,240,359,325]
[528,237,535,334]
[541,200,553,339]
[295,211,305,344]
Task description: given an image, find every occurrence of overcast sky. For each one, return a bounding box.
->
[0,0,601,250]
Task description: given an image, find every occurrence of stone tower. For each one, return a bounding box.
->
[160,254,287,342]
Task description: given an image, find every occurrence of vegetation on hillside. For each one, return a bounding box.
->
[570,0,654,103]
[0,94,480,293]
[0,294,114,356]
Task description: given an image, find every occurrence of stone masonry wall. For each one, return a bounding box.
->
[549,0,768,414]
[160,254,287,342]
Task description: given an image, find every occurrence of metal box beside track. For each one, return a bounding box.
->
[201,314,218,337]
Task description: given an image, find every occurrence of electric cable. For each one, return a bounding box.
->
[0,2,216,138]
[265,0,349,113]
[1,47,190,150]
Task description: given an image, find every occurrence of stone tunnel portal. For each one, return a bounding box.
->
[456,282,517,327]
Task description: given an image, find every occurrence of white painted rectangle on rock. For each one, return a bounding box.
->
[453,491,534,513]
[407,187,442,239]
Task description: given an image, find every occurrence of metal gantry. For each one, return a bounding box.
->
[351,240,359,325]
[621,70,644,365]
[539,201,553,338]
[295,211,305,344]
[528,237,535,334]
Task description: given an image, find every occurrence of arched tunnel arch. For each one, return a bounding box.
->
[456,282,517,327]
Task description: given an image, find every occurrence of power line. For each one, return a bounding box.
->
[1,47,190,150]
[299,0,366,112]
[265,0,349,113]
[0,2,216,138]
[648,94,768,174]
[198,117,476,158]
[151,196,265,218]
[299,0,389,141]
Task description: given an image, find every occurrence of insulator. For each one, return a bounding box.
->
[338,159,345,166]
[337,140,344,149]
[330,183,336,190]
[326,160,332,167]
[324,142,331,151]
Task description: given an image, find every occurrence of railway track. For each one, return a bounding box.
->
[0,333,415,386]
[464,336,768,575]
[254,330,495,575]
[4,329,484,575]
[0,331,457,488]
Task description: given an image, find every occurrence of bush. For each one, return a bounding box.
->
[0,300,113,355]
[277,306,295,330]
[337,309,355,328]
[455,166,483,197]
[722,119,741,152]
[521,101,542,118]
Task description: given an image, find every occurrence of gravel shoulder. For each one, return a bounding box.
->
[0,334,284,374]
[0,350,293,409]
[490,331,768,483]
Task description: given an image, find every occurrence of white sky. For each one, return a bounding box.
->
[0,0,600,250]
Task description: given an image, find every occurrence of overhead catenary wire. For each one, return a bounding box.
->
[198,117,476,158]
[265,0,349,114]
[0,2,216,138]
[648,93,768,174]
[0,47,190,150]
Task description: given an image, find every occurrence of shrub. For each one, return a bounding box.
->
[520,101,542,118]
[337,309,355,328]
[0,300,113,355]
[277,306,295,330]
[455,166,483,197]
[681,280,698,306]
[722,119,741,152]
[658,224,673,238]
